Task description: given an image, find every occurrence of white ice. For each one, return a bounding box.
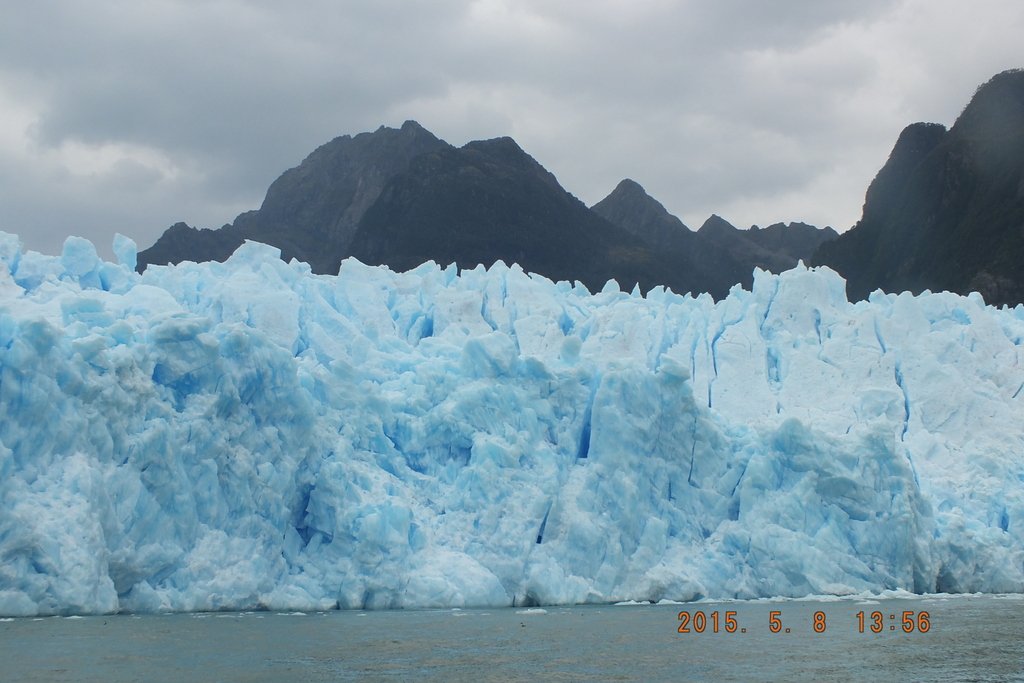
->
[0,232,1022,616]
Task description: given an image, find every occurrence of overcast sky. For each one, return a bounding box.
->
[2,0,1023,260]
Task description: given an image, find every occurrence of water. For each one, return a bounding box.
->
[2,594,1022,681]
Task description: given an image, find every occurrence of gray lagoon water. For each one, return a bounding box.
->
[3,594,1022,682]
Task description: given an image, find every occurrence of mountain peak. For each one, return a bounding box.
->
[464,135,522,152]
[952,68,1024,139]
[462,136,534,166]
[591,179,691,252]
[698,214,739,234]
[139,121,451,274]
[813,68,1024,305]
[609,178,647,197]
[372,119,430,136]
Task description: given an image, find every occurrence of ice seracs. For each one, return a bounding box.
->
[0,232,1022,616]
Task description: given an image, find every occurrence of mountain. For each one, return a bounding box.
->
[138,121,450,274]
[348,138,702,295]
[140,124,707,295]
[592,180,836,298]
[136,222,250,268]
[696,216,837,283]
[591,178,695,250]
[743,221,839,263]
[813,69,1024,306]
[139,121,830,299]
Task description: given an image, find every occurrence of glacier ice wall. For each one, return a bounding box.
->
[0,232,1022,616]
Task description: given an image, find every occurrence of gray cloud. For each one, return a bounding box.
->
[1,0,1022,259]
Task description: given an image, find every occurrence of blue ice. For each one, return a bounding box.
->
[0,232,1022,616]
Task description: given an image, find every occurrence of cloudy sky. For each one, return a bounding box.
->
[2,0,1023,260]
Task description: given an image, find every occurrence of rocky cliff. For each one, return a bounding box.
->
[814,69,1024,306]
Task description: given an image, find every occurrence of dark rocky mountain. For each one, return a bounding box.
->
[348,137,704,295]
[139,120,832,299]
[591,179,695,250]
[743,221,838,263]
[592,180,836,298]
[697,217,837,282]
[138,121,450,274]
[813,69,1024,306]
[139,222,250,267]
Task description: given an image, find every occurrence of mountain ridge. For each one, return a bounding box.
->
[138,122,836,299]
[139,120,450,275]
[591,182,836,298]
[813,68,1024,306]
[347,136,705,295]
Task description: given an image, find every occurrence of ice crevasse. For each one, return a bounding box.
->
[0,232,1022,616]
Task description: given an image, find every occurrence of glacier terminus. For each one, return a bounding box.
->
[0,232,1022,616]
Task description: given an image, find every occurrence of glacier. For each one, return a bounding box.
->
[0,232,1022,616]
